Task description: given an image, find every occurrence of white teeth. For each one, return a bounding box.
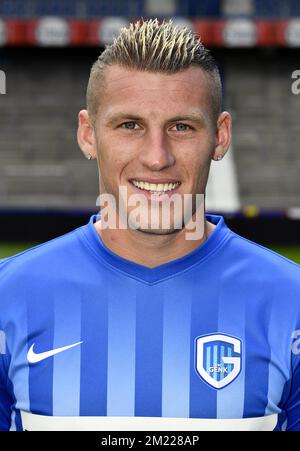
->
[132,180,180,192]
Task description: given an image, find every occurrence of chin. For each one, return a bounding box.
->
[138,228,179,236]
[132,225,181,236]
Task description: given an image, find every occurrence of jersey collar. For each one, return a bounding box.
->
[80,213,231,284]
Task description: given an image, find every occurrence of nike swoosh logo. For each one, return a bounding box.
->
[27,341,83,364]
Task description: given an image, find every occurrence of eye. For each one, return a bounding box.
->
[121,121,139,130]
[173,123,192,132]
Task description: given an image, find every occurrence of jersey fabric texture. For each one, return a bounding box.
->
[0,213,300,431]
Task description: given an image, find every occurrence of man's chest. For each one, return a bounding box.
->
[5,284,292,430]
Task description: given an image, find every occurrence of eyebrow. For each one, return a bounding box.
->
[105,112,208,127]
[167,114,207,127]
[105,113,143,126]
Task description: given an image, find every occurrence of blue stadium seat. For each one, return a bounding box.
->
[176,0,221,18]
[254,0,290,18]
[1,1,299,22]
[86,0,144,17]
[0,0,27,17]
[290,0,300,17]
[34,0,77,17]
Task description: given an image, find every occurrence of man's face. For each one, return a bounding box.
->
[86,65,227,234]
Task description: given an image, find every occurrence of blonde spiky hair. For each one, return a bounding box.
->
[87,19,222,123]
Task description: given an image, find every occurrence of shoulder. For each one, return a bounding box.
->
[0,227,84,313]
[221,229,300,340]
[209,215,300,282]
[227,229,300,295]
[230,229,300,270]
[0,227,81,279]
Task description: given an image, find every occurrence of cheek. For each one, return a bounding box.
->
[97,137,133,181]
[179,140,212,168]
[177,140,213,189]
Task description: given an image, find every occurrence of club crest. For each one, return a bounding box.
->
[195,333,242,389]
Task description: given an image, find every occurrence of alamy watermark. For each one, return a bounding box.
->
[0,70,6,94]
[292,330,300,355]
[291,70,300,95]
[0,330,6,355]
[95,187,205,240]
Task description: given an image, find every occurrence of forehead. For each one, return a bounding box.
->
[99,65,212,119]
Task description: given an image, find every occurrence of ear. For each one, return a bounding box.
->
[212,111,232,161]
[77,109,97,160]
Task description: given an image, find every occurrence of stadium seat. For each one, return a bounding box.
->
[221,0,254,17]
[290,0,300,17]
[176,0,221,18]
[1,0,300,20]
[0,0,27,17]
[34,0,77,17]
[254,0,290,18]
[86,0,144,18]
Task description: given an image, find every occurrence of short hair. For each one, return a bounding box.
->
[87,19,222,124]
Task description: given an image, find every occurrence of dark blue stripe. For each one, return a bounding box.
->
[6,375,21,430]
[80,288,108,415]
[243,297,272,417]
[217,344,221,382]
[135,284,163,417]
[27,292,55,415]
[15,409,22,431]
[190,277,218,418]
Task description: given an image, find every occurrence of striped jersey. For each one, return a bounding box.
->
[0,213,300,431]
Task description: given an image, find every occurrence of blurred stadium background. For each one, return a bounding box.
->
[0,0,300,262]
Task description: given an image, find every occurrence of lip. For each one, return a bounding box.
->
[128,179,181,201]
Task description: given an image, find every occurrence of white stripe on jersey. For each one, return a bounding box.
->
[20,411,278,431]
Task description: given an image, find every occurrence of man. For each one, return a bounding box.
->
[1,19,300,431]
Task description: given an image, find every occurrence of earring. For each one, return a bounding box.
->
[86,154,92,160]
[216,155,223,161]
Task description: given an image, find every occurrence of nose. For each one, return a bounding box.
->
[138,129,176,171]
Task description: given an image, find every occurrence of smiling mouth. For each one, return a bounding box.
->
[130,179,181,195]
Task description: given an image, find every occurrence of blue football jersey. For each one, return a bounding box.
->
[1,213,300,431]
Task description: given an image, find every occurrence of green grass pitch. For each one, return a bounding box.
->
[0,242,300,264]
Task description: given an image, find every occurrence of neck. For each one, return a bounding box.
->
[93,214,216,268]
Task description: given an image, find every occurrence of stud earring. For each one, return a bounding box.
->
[216,155,223,161]
[86,154,92,160]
